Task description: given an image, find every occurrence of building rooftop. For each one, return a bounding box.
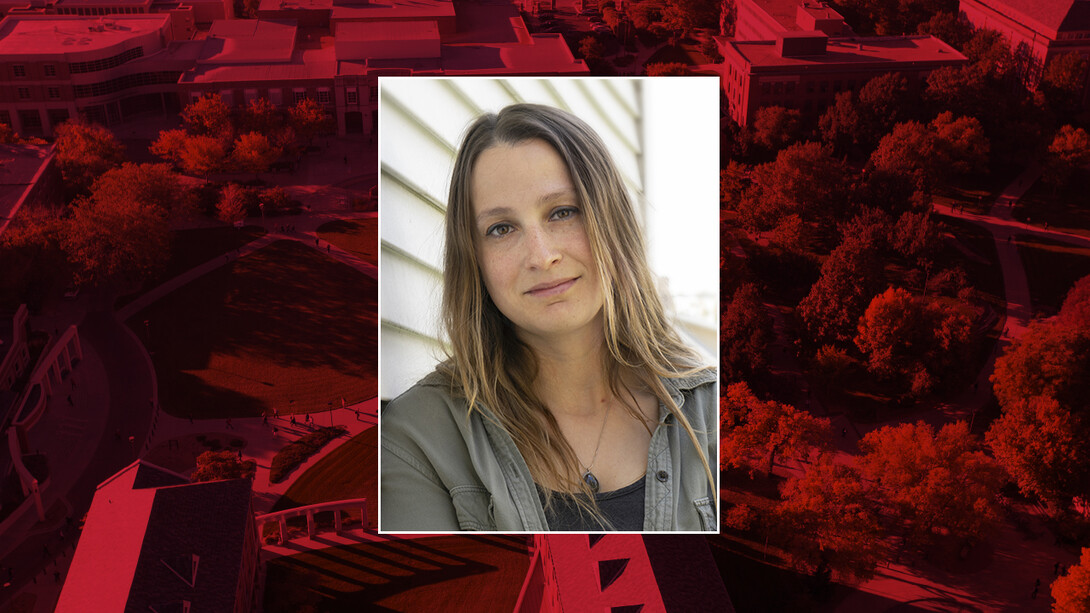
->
[440,2,585,74]
[0,14,169,55]
[200,19,297,63]
[441,34,587,74]
[126,479,253,611]
[334,18,437,44]
[329,0,455,22]
[749,0,841,31]
[966,0,1090,37]
[182,44,336,82]
[52,0,152,7]
[57,461,253,613]
[55,462,164,613]
[726,34,967,68]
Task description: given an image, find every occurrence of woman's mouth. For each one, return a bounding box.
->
[526,277,578,297]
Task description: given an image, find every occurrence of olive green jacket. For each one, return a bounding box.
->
[379,369,718,532]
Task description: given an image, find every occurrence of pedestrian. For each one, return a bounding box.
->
[67,394,73,405]
[1044,222,1049,230]
[237,449,242,461]
[273,426,279,436]
[354,408,360,421]
[273,407,279,419]
[327,244,330,252]
[1007,235,1012,243]
[263,413,268,426]
[290,415,297,426]
[315,237,319,247]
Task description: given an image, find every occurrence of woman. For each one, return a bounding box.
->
[380,103,717,532]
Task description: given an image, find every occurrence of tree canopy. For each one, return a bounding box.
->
[1052,547,1090,613]
[858,421,1004,547]
[774,459,884,582]
[54,119,125,197]
[720,381,831,477]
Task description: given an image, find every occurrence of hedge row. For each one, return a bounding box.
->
[269,425,347,484]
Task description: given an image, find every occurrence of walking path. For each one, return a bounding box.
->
[147,400,378,515]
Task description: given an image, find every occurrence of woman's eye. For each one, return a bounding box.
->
[486,223,514,237]
[551,207,578,221]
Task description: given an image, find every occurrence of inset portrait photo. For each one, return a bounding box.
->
[377,77,719,533]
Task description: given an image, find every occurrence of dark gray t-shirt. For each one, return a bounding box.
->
[538,478,646,531]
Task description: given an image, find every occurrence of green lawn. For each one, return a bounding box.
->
[1015,234,1090,316]
[116,225,266,308]
[263,535,530,613]
[272,427,377,526]
[316,218,377,266]
[163,225,267,279]
[130,239,376,418]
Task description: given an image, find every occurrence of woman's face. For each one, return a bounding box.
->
[470,138,604,345]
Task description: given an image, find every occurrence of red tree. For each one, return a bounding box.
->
[858,421,1004,548]
[54,119,125,196]
[720,382,831,477]
[1053,547,1090,613]
[774,458,884,581]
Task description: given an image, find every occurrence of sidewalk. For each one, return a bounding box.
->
[146,399,378,514]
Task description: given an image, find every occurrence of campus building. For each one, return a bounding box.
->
[734,0,853,41]
[0,14,190,136]
[0,0,585,137]
[719,32,967,126]
[720,0,968,126]
[959,0,1090,99]
[57,461,259,613]
[516,534,734,612]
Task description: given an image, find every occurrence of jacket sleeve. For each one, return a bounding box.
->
[380,432,460,531]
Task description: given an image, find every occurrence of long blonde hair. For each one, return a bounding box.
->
[440,103,714,514]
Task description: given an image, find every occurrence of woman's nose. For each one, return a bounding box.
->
[525,226,561,269]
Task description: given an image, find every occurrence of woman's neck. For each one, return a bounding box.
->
[523,326,613,419]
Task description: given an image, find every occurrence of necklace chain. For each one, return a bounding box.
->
[581,400,611,493]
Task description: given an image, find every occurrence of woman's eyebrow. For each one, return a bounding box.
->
[538,189,576,204]
[476,206,513,224]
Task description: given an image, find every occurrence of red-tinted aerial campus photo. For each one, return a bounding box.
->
[1,0,1090,611]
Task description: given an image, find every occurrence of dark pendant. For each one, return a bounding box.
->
[582,470,600,493]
